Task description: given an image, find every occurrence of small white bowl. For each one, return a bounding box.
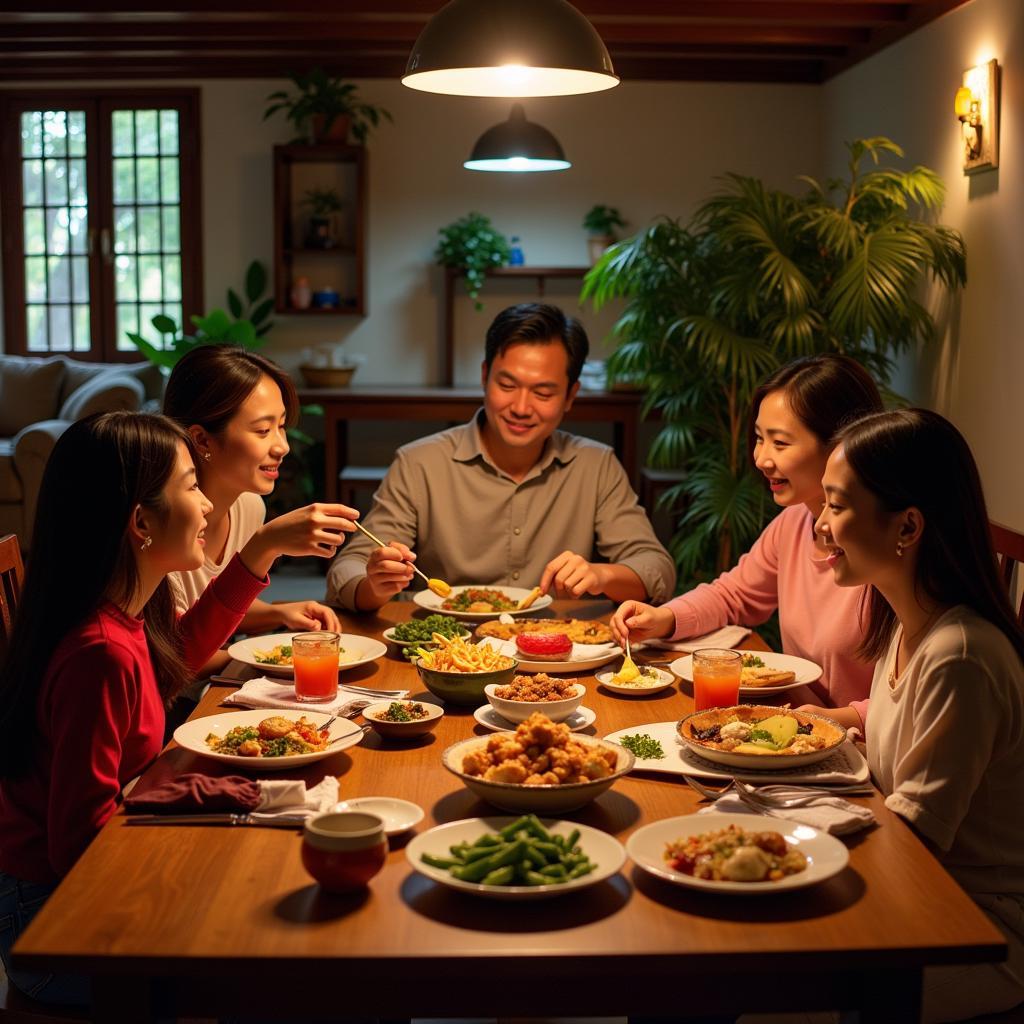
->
[484,681,586,723]
[595,666,675,697]
[361,699,443,739]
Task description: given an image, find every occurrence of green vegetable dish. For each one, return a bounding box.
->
[391,615,467,644]
[421,814,597,887]
[617,733,666,760]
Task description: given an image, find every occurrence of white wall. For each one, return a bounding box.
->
[822,0,1024,530]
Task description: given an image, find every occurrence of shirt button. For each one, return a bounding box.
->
[512,571,520,580]
[513,527,521,536]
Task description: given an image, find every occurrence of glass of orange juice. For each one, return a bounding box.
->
[293,631,340,703]
[692,648,741,711]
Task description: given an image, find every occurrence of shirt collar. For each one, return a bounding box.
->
[453,409,579,480]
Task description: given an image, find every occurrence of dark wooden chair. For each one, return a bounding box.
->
[991,521,1024,625]
[0,533,25,658]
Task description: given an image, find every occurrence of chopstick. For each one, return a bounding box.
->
[351,520,440,592]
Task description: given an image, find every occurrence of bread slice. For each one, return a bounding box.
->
[740,666,797,687]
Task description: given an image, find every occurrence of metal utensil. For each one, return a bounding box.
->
[125,813,307,828]
[351,519,450,598]
[683,775,733,801]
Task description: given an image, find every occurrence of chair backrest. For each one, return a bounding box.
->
[0,532,25,657]
[991,521,1024,625]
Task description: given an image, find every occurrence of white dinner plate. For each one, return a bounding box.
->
[669,652,822,695]
[174,709,364,771]
[477,635,618,674]
[407,817,625,899]
[413,585,554,621]
[626,812,849,894]
[595,666,676,696]
[332,797,424,836]
[473,703,597,733]
[227,632,388,678]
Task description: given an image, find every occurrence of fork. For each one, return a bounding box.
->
[683,775,733,801]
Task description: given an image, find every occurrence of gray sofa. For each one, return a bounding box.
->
[0,354,163,549]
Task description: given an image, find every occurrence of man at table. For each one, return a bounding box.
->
[326,302,676,611]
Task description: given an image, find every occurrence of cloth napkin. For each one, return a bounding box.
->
[647,624,752,653]
[222,676,407,713]
[700,789,877,836]
[125,773,339,820]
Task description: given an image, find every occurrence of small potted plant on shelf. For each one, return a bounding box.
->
[263,67,393,145]
[583,204,627,265]
[434,212,511,310]
[302,188,343,248]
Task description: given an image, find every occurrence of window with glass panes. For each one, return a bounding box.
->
[0,91,201,362]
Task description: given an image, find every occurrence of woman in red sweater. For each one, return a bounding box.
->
[0,411,356,1004]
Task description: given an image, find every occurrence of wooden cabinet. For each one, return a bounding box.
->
[272,143,366,316]
[442,265,589,385]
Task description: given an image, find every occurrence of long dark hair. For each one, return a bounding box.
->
[0,412,195,778]
[838,408,1024,665]
[749,354,884,454]
[163,344,298,441]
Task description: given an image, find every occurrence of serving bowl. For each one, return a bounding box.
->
[415,658,518,707]
[441,733,634,813]
[361,699,443,739]
[484,681,585,723]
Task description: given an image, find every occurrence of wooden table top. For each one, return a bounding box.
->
[14,600,1006,1019]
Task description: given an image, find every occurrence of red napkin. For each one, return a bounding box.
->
[124,773,262,813]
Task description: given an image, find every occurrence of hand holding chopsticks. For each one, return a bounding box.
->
[352,520,451,599]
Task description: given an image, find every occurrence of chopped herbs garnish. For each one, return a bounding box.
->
[618,733,666,760]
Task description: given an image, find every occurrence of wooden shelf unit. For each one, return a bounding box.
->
[273,143,367,317]
[441,264,590,385]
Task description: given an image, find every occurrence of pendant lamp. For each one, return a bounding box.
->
[403,0,618,98]
[464,104,570,172]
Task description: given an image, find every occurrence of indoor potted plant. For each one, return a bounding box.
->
[263,67,393,145]
[434,212,511,310]
[583,204,626,264]
[302,188,344,248]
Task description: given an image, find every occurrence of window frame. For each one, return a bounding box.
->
[0,87,203,363]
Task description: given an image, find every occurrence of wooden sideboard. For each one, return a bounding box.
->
[298,385,645,503]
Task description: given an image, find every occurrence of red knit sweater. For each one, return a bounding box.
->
[0,555,266,883]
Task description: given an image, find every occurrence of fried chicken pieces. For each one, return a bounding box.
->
[462,712,618,786]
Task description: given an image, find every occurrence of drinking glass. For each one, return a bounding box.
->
[692,648,741,711]
[292,631,340,703]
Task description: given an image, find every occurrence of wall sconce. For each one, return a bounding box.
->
[955,58,999,174]
[464,104,570,172]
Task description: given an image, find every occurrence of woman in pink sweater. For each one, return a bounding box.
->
[0,411,356,1005]
[611,354,882,711]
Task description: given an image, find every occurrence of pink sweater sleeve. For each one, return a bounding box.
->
[666,512,785,641]
[177,554,268,670]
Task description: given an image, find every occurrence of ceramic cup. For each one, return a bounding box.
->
[302,811,387,893]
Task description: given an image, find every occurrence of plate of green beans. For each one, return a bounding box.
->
[406,814,626,899]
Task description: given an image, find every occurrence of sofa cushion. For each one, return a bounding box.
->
[60,358,164,405]
[0,438,23,502]
[58,373,144,421]
[0,355,65,436]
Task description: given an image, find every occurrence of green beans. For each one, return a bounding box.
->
[423,815,598,888]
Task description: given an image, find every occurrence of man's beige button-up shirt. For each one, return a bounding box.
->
[326,411,676,610]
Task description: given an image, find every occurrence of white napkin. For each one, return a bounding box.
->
[222,676,407,713]
[253,776,339,821]
[647,624,752,653]
[700,791,877,836]
[478,636,617,661]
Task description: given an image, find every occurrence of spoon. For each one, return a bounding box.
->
[351,520,451,598]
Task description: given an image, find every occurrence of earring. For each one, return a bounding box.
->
[896,540,904,557]
[202,451,211,461]
[140,536,152,552]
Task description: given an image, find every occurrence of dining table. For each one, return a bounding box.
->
[12,599,1007,1023]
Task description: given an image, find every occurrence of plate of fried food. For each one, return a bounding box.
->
[227,632,387,678]
[669,651,821,695]
[413,585,553,621]
[677,705,846,769]
[174,710,364,770]
[626,813,848,894]
[408,815,625,900]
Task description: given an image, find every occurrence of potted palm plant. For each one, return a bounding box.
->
[583,138,967,587]
[583,204,626,265]
[263,68,393,145]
